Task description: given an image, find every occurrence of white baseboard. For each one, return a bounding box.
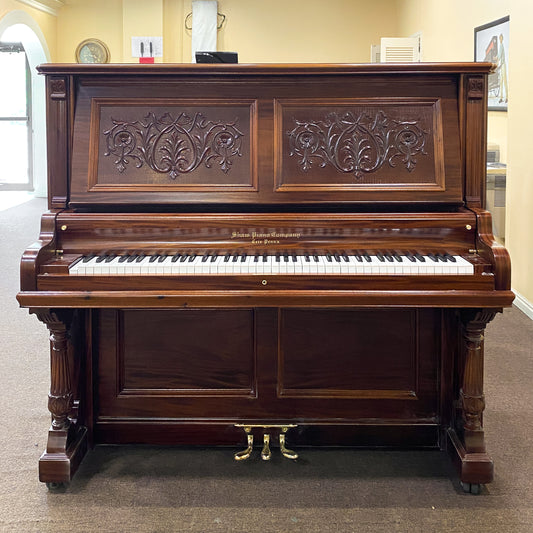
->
[512,289,533,321]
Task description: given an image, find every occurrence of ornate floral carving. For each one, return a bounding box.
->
[467,77,484,100]
[287,110,428,179]
[49,79,66,100]
[103,112,244,180]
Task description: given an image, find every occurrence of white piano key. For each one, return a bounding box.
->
[69,252,476,277]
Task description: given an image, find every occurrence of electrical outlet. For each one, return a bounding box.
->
[131,37,163,58]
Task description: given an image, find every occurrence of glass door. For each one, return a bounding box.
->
[0,42,32,191]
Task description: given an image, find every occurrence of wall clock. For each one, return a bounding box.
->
[75,39,110,64]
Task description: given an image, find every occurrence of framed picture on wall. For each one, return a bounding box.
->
[474,16,510,111]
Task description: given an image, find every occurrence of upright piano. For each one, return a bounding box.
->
[17,63,514,492]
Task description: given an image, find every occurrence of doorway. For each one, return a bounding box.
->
[0,13,50,202]
[0,41,32,191]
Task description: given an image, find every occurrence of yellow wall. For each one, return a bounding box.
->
[51,0,402,64]
[56,0,123,63]
[0,0,57,58]
[187,0,400,63]
[396,0,532,306]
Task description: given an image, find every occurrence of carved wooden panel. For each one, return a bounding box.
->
[275,98,445,193]
[87,99,257,192]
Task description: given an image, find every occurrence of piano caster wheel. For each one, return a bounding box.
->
[461,481,481,495]
[46,481,68,491]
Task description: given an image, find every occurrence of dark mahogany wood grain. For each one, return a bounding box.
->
[19,63,513,489]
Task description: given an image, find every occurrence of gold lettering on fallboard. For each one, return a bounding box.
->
[230,231,302,244]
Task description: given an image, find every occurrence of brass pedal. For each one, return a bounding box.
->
[234,424,298,461]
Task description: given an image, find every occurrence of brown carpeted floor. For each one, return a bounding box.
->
[1,197,533,533]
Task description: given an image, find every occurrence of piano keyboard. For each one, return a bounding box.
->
[69,252,474,276]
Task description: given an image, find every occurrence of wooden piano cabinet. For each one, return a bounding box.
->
[28,304,498,490]
[18,64,513,491]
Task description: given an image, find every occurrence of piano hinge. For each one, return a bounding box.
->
[55,249,64,256]
[468,249,478,254]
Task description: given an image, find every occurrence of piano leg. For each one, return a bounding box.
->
[447,309,498,492]
[33,309,89,488]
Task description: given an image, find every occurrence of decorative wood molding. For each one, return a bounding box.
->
[103,112,244,180]
[49,78,66,100]
[287,110,429,179]
[16,0,65,16]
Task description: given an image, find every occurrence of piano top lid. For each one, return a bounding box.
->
[36,62,495,77]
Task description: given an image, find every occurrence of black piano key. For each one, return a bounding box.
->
[384,254,394,262]
[210,253,218,262]
[158,254,168,262]
[363,253,371,262]
[283,252,289,262]
[354,252,363,262]
[445,253,457,263]
[376,252,385,262]
[224,253,231,263]
[135,254,146,263]
[276,253,281,262]
[201,253,210,262]
[414,253,426,263]
[241,254,247,262]
[254,254,259,263]
[82,253,96,263]
[171,253,181,263]
[428,253,439,262]
[232,253,239,262]
[188,254,196,262]
[405,253,416,262]
[334,253,341,262]
[127,254,139,263]
[149,255,158,263]
[326,253,333,262]
[179,254,189,262]
[262,253,268,262]
[105,254,117,262]
[342,253,350,262]
[313,254,319,262]
[393,253,402,262]
[70,256,83,268]
[95,255,107,263]
[118,255,130,263]
[436,253,448,262]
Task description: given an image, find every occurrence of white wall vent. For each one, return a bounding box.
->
[371,36,422,63]
[381,37,420,62]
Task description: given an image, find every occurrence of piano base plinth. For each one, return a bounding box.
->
[39,424,89,486]
[446,428,494,487]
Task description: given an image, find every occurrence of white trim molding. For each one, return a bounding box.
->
[512,289,533,321]
[16,0,65,17]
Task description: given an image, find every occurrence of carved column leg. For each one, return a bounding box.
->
[460,310,496,454]
[448,309,498,491]
[47,317,72,430]
[33,309,88,487]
